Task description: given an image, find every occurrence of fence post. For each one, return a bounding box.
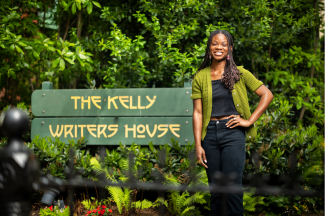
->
[42,81,53,90]
[0,108,39,216]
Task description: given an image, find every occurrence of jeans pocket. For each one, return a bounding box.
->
[206,125,214,131]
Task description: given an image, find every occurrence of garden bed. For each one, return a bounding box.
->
[29,202,168,216]
[28,199,324,216]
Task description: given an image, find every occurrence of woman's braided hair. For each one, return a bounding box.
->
[195,30,241,91]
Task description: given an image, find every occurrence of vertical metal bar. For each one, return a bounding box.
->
[98,147,107,202]
[158,190,165,216]
[68,148,75,216]
[128,152,136,215]
[157,148,166,216]
[220,193,228,216]
[289,152,297,216]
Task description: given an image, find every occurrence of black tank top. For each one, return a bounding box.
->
[211,79,239,117]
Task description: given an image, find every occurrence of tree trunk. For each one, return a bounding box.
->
[76,10,82,39]
[73,10,83,89]
[298,0,320,121]
[30,77,34,92]
[266,14,275,74]
[63,12,71,40]
[35,74,39,90]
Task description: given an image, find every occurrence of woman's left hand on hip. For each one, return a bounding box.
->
[226,115,252,128]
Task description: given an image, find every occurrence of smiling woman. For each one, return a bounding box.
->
[191,30,274,215]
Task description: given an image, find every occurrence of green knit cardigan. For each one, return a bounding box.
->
[191,66,263,141]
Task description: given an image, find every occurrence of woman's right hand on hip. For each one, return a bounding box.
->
[196,146,208,168]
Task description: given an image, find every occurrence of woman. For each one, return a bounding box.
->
[191,30,274,215]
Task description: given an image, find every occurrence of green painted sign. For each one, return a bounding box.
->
[31,82,194,145]
[31,117,193,145]
[31,88,192,117]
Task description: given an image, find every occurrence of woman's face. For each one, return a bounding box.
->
[209,33,231,61]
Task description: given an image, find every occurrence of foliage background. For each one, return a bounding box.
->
[0,0,324,215]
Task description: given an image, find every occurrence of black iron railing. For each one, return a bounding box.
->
[0,108,323,216]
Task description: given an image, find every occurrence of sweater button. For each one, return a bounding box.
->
[241,114,243,116]
[237,104,239,106]
[234,93,236,95]
[249,136,251,138]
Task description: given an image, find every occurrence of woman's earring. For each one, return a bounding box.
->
[227,55,230,60]
[209,55,211,59]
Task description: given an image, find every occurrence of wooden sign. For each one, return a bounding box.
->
[31,82,193,145]
[31,117,193,145]
[31,88,192,117]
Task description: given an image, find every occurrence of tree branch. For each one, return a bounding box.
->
[76,10,83,39]
[63,11,71,41]
[298,0,320,121]
[266,13,275,74]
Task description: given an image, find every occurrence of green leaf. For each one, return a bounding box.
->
[92,1,101,8]
[17,41,27,47]
[48,47,55,51]
[52,57,60,68]
[87,2,93,14]
[23,62,29,68]
[15,45,23,54]
[72,3,76,14]
[15,35,22,42]
[308,62,311,67]
[78,53,87,59]
[76,1,81,10]
[296,101,302,110]
[61,0,68,9]
[77,58,85,67]
[65,52,74,57]
[308,198,315,205]
[10,44,15,51]
[33,51,39,58]
[64,57,75,64]
[60,59,65,71]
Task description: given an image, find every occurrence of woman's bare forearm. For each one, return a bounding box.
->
[248,86,274,125]
[193,111,202,147]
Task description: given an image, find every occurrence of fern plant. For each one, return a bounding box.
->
[91,158,153,215]
[133,199,153,210]
[163,170,209,216]
[81,197,102,211]
[81,199,93,210]
[167,191,206,216]
[108,186,132,214]
[243,188,266,216]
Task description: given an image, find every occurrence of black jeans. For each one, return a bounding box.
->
[201,119,246,216]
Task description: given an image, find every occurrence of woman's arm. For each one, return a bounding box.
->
[247,85,274,125]
[193,98,208,168]
[226,85,274,128]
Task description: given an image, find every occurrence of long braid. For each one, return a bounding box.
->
[193,30,241,91]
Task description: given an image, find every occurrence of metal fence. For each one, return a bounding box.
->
[0,108,323,216]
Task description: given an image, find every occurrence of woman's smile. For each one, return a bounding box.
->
[213,51,224,56]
